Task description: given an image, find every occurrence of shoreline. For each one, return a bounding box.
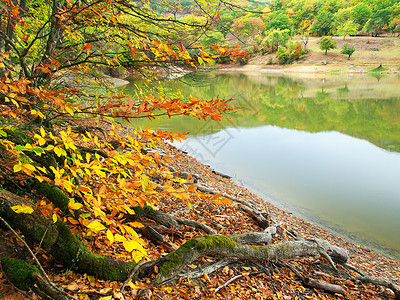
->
[216,36,400,76]
[167,141,400,261]
[215,60,400,76]
[149,135,400,278]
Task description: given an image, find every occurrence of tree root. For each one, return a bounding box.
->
[128,205,216,235]
[193,183,270,228]
[0,190,136,282]
[1,257,73,300]
[152,235,350,285]
[303,277,345,295]
[356,276,400,299]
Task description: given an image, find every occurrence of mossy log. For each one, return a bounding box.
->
[152,235,349,285]
[0,190,136,281]
[1,257,70,300]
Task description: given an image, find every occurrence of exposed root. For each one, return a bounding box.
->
[151,235,349,285]
[128,205,217,235]
[356,276,400,299]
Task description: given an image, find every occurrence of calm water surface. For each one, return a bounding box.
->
[122,72,400,259]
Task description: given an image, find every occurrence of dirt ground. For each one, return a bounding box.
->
[224,36,400,75]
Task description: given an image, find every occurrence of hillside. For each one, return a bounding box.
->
[241,36,400,74]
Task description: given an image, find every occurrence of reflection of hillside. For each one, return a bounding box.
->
[230,72,400,100]
[122,72,400,153]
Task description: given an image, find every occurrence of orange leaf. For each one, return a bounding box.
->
[187,185,197,192]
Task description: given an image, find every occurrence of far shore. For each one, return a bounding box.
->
[217,36,400,76]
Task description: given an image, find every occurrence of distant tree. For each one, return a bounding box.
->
[233,16,265,37]
[214,13,235,37]
[300,32,309,48]
[390,16,400,36]
[389,3,400,36]
[319,36,337,55]
[365,9,391,37]
[336,20,359,39]
[311,9,335,36]
[352,3,372,29]
[201,32,225,46]
[341,43,355,60]
[266,10,293,33]
[334,7,353,24]
[269,0,284,11]
[262,29,290,52]
[292,2,314,33]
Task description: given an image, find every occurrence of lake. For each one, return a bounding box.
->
[121,71,400,260]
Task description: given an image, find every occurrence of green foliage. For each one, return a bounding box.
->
[265,10,293,33]
[336,20,359,39]
[201,32,225,46]
[311,9,335,36]
[261,29,290,52]
[276,46,291,64]
[341,43,355,60]
[364,9,391,36]
[319,36,337,55]
[352,3,372,29]
[276,42,306,64]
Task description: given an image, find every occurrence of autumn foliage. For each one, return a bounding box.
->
[0,0,243,263]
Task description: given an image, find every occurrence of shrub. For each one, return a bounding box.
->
[276,42,307,64]
[341,43,355,60]
[319,36,337,55]
[276,46,291,64]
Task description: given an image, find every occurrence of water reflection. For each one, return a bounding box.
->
[122,73,400,152]
[177,126,400,259]
[121,72,400,259]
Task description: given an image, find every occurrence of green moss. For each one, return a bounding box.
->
[33,225,58,250]
[158,249,186,278]
[32,181,70,212]
[52,221,135,281]
[158,235,238,279]
[132,205,144,215]
[195,235,237,250]
[4,129,32,144]
[1,257,39,290]
[250,245,259,250]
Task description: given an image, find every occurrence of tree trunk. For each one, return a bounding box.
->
[0,190,137,281]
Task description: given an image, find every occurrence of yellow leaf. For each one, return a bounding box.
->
[65,105,74,116]
[34,134,46,146]
[114,234,126,242]
[123,240,142,252]
[52,214,58,223]
[98,297,112,300]
[106,229,114,245]
[87,220,105,232]
[68,199,83,210]
[40,127,46,138]
[122,225,139,237]
[13,164,21,173]
[11,205,34,214]
[131,251,146,263]
[21,163,36,175]
[87,275,96,286]
[11,98,19,108]
[54,146,66,157]
[128,222,145,228]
